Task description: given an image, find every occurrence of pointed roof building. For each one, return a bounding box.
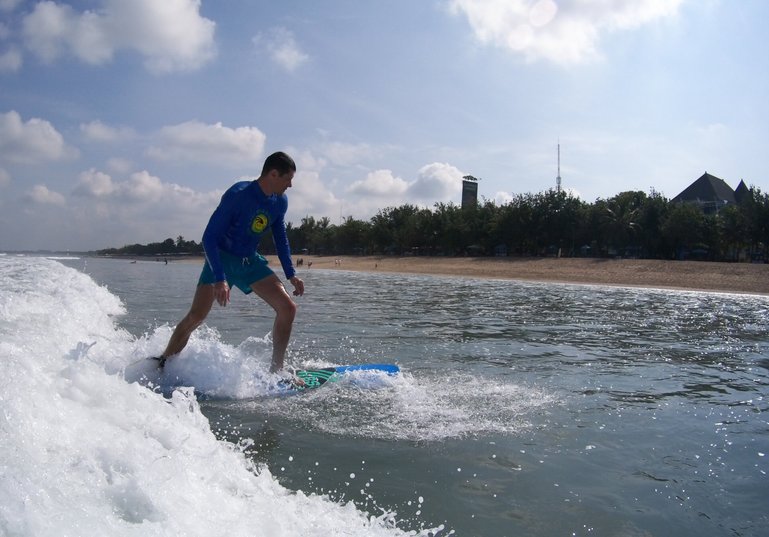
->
[672,172,736,214]
[734,180,751,204]
[672,172,736,204]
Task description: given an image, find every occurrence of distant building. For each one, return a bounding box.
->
[461,175,478,209]
[734,180,751,204]
[671,172,748,214]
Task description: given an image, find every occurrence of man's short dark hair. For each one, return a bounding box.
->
[262,151,296,176]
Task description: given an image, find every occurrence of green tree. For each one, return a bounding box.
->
[431,202,465,255]
[718,204,747,261]
[602,191,645,255]
[296,215,332,254]
[637,190,669,258]
[662,203,706,259]
[335,216,372,254]
[533,189,585,256]
[370,205,424,254]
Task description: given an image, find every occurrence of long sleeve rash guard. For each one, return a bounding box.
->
[201,180,296,282]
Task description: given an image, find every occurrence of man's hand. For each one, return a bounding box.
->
[214,280,230,306]
[289,276,304,296]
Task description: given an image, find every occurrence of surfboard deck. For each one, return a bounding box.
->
[123,357,400,395]
[278,363,400,393]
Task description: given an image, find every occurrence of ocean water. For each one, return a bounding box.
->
[1,255,767,536]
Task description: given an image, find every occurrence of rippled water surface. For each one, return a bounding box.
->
[70,257,769,536]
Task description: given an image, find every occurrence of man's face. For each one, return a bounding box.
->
[276,171,294,193]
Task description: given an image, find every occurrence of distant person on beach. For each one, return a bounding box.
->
[153,151,305,380]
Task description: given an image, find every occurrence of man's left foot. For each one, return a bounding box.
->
[275,368,306,388]
[150,356,167,369]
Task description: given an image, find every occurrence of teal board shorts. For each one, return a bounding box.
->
[198,251,275,294]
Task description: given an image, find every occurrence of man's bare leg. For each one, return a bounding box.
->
[250,275,297,372]
[160,284,216,361]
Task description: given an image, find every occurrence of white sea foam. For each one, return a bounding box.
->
[252,369,553,442]
[0,257,434,536]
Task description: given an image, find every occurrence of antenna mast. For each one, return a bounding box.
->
[556,141,562,193]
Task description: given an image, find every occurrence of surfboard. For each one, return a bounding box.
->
[278,363,400,392]
[123,357,400,395]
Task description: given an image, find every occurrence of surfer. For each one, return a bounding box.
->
[152,151,305,382]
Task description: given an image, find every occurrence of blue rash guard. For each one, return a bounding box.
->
[201,180,296,282]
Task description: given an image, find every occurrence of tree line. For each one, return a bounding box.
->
[98,236,203,257]
[283,187,769,262]
[99,187,769,263]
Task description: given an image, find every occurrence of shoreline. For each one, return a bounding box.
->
[106,254,769,296]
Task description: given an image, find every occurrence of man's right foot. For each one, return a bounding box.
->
[150,356,167,369]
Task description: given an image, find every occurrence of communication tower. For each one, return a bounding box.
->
[556,142,562,193]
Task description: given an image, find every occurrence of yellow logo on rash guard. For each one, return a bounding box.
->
[251,213,269,233]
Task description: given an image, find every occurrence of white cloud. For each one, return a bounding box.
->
[21,0,216,72]
[146,121,266,165]
[21,2,112,64]
[0,47,22,72]
[449,0,684,64]
[25,184,65,205]
[108,0,217,73]
[494,191,515,204]
[288,169,341,221]
[254,27,308,72]
[0,167,10,187]
[292,148,328,172]
[73,168,116,197]
[121,170,164,202]
[77,169,219,248]
[409,162,463,200]
[348,169,410,198]
[0,110,76,164]
[65,167,223,246]
[348,163,461,202]
[343,162,463,216]
[80,120,135,142]
[330,170,414,219]
[73,167,220,209]
[529,0,558,27]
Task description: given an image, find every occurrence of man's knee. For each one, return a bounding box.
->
[182,308,209,329]
[279,299,297,322]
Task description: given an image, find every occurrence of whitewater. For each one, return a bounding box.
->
[0,255,439,536]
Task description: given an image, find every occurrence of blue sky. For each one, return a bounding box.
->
[1,0,767,251]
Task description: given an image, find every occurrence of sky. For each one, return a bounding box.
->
[1,0,767,252]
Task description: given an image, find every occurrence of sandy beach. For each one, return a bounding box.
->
[268,255,769,296]
[132,254,769,295]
